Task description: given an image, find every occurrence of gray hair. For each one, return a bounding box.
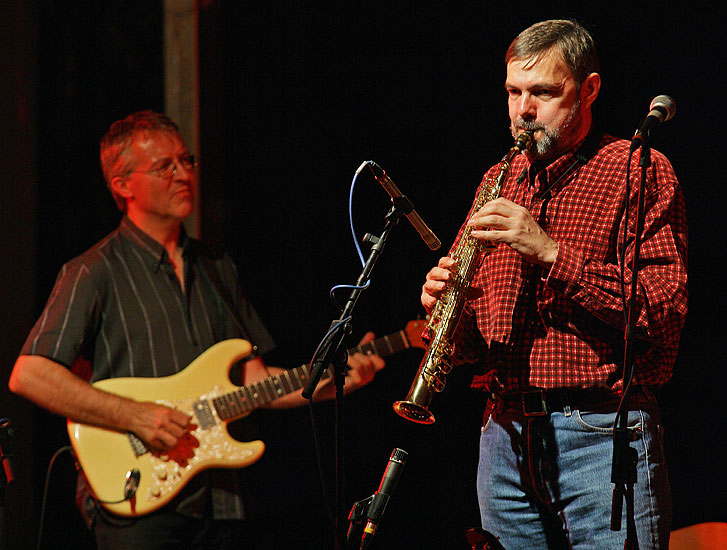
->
[99,110,181,210]
[505,19,600,86]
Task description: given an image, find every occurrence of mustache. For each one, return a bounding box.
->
[513,118,545,132]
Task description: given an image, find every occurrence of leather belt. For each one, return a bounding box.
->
[491,388,625,417]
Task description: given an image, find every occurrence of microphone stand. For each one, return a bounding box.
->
[611,140,652,550]
[303,204,402,549]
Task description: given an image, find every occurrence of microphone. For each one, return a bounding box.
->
[361,161,441,251]
[630,95,676,151]
[360,448,408,549]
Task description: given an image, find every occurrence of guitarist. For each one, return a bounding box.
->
[8,111,385,549]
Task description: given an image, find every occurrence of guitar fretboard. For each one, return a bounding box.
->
[348,329,409,357]
[212,364,324,421]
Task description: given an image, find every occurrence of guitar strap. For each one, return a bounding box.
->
[195,246,264,358]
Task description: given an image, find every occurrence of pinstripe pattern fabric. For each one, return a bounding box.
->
[21,216,274,519]
[449,133,688,393]
[23,216,274,380]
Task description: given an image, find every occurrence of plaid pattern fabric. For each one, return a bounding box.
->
[448,133,687,393]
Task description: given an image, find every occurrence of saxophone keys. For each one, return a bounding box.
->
[427,372,447,393]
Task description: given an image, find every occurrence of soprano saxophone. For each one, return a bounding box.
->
[393,130,534,424]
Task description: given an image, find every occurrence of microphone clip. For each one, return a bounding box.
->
[390,195,415,217]
[347,494,374,547]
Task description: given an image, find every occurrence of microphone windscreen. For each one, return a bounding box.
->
[650,95,676,121]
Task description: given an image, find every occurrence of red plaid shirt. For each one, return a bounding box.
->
[450,132,688,393]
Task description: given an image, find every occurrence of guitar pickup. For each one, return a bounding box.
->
[192,400,216,430]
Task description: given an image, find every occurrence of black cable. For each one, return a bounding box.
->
[307,401,339,543]
[36,445,73,550]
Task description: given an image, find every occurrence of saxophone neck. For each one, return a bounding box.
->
[498,130,535,169]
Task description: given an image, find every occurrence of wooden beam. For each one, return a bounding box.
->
[164,0,200,237]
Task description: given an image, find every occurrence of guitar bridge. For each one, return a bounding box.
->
[127,432,148,457]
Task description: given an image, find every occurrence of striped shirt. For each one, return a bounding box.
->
[22,215,274,519]
[449,132,688,393]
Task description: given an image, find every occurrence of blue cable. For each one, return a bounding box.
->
[329,161,372,310]
[349,161,369,267]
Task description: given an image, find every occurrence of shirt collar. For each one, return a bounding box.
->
[524,128,601,195]
[118,216,190,270]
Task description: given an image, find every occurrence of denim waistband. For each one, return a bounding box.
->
[488,387,635,417]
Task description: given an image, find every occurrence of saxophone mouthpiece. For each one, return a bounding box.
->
[516,130,535,151]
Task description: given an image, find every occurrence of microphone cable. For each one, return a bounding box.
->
[328,164,372,310]
[36,445,73,550]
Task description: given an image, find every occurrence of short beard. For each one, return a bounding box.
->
[511,99,581,161]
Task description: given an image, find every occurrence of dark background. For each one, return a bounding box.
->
[2,2,724,549]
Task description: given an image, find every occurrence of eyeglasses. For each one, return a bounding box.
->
[129,154,198,179]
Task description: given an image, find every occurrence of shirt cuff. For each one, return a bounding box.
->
[544,241,585,297]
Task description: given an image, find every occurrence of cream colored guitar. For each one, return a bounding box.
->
[67,320,426,517]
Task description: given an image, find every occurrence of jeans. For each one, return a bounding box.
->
[477,387,671,549]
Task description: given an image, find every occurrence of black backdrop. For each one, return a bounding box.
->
[5,2,725,549]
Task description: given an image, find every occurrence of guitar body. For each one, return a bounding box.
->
[67,320,426,517]
[67,339,265,517]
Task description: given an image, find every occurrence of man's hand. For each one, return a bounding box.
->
[345,332,385,391]
[128,401,193,452]
[467,197,558,267]
[421,256,458,313]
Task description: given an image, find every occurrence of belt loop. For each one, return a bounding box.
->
[562,389,572,417]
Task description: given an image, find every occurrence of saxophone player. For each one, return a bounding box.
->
[421,20,687,550]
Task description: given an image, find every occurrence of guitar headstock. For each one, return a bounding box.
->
[403,319,427,350]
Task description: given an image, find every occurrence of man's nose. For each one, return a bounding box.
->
[517,93,537,119]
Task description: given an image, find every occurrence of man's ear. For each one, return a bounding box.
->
[110,175,133,201]
[581,72,601,109]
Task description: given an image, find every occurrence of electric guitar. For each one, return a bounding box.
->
[67,320,426,517]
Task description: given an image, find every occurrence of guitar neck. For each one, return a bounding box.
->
[212,363,326,421]
[213,329,412,422]
[347,329,411,357]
